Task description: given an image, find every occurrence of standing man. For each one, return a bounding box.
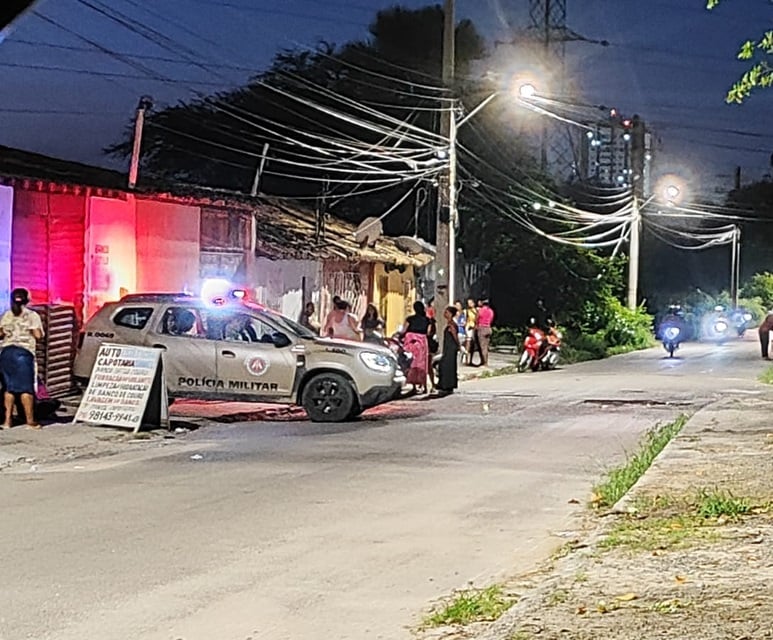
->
[759,310,773,360]
[476,299,495,367]
[0,288,44,429]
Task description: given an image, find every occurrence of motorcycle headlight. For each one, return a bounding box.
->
[359,351,394,374]
[664,327,680,340]
[743,313,753,321]
[714,320,728,333]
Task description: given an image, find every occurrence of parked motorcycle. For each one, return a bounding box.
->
[384,332,413,377]
[517,323,562,372]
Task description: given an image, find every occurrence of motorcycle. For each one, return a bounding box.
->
[701,306,732,343]
[517,324,562,372]
[383,332,413,376]
[661,324,682,358]
[730,309,753,337]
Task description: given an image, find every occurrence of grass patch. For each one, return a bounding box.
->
[759,366,773,385]
[592,415,688,509]
[548,588,570,606]
[695,488,751,519]
[650,598,692,614]
[599,513,720,551]
[601,488,756,551]
[422,585,514,628]
[478,365,519,379]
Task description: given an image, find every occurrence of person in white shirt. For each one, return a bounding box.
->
[0,288,44,429]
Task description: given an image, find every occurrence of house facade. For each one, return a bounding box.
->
[0,146,431,336]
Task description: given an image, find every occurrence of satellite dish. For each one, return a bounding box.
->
[354,217,383,247]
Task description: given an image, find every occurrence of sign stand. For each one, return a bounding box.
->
[75,343,169,433]
[138,361,169,434]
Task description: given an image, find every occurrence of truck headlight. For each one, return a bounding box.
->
[359,351,393,374]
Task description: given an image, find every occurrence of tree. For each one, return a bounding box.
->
[741,272,773,310]
[0,0,36,31]
[108,4,636,334]
[707,0,773,103]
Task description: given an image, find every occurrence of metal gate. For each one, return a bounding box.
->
[30,304,77,397]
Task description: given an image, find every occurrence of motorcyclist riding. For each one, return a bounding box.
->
[533,298,554,359]
[659,305,686,337]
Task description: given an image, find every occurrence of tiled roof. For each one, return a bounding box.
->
[0,144,126,190]
[0,145,434,266]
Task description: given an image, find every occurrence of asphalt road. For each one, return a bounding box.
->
[0,337,768,640]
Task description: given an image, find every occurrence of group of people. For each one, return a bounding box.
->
[298,295,495,398]
[400,297,495,397]
[451,298,495,368]
[299,298,386,344]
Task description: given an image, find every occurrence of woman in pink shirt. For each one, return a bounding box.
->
[476,300,494,367]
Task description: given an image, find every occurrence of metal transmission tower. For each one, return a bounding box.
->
[527,0,588,181]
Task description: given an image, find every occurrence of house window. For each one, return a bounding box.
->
[200,208,251,251]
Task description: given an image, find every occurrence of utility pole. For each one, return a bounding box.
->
[435,0,455,345]
[730,225,741,309]
[250,142,270,197]
[128,95,153,190]
[627,115,646,310]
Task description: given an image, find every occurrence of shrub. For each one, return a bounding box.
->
[491,326,522,346]
[741,272,773,310]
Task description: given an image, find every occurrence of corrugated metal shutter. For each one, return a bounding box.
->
[11,190,48,302]
[48,194,86,324]
[11,190,86,324]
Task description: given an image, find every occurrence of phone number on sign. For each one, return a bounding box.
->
[86,409,141,424]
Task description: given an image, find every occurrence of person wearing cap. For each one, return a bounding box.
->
[0,288,44,429]
[759,310,773,360]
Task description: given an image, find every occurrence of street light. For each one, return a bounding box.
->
[519,82,537,99]
[664,184,681,202]
[439,80,537,312]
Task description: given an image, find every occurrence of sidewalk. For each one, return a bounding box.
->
[458,350,517,382]
[465,395,773,640]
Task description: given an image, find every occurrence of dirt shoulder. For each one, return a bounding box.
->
[459,396,773,640]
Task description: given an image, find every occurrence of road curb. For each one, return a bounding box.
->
[469,402,717,640]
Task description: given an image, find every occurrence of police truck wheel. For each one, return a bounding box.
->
[302,373,356,423]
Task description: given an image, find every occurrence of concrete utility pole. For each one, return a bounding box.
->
[250,142,270,197]
[730,225,741,309]
[128,96,153,190]
[434,0,456,345]
[627,115,646,310]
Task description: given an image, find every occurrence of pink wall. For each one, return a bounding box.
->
[0,186,12,304]
[85,196,136,320]
[135,199,201,293]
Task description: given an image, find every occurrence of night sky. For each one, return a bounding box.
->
[1,0,771,200]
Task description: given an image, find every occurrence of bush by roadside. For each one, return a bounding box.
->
[491,291,655,363]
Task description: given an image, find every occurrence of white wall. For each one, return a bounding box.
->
[252,258,321,323]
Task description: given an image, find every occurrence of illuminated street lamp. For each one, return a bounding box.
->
[441,79,540,305]
[518,82,537,99]
[664,184,681,202]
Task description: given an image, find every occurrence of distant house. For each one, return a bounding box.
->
[0,145,433,335]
